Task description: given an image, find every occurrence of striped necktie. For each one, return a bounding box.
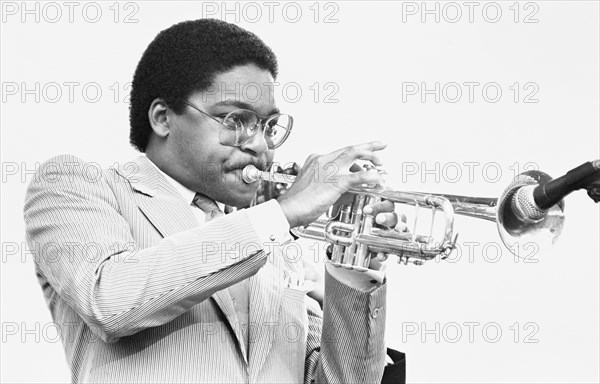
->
[192,193,224,222]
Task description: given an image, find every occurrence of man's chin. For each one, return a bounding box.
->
[220,185,259,208]
[221,192,256,208]
[213,171,260,207]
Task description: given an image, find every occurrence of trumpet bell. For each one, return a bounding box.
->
[497,170,565,259]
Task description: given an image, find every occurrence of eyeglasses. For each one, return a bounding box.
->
[183,101,293,150]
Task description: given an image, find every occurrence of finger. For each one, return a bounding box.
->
[363,200,394,216]
[352,141,387,166]
[330,141,387,157]
[340,149,385,167]
[374,212,398,227]
[345,169,384,187]
[329,142,387,167]
[395,221,409,232]
[304,142,387,176]
[368,257,384,271]
[355,151,385,167]
[354,141,387,152]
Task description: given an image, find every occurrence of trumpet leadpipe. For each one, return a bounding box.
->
[242,165,296,184]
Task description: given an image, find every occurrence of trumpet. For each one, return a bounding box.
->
[242,164,581,268]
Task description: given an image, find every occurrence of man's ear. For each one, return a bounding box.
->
[148,98,170,137]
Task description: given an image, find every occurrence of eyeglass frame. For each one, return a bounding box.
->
[182,101,293,150]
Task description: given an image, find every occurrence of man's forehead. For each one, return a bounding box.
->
[206,80,276,101]
[198,65,278,110]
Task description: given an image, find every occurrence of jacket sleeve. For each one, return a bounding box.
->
[24,155,269,343]
[304,269,387,384]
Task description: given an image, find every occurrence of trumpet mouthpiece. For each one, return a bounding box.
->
[242,165,261,183]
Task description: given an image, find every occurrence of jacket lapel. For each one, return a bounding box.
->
[120,156,198,237]
[213,290,249,363]
[248,250,284,382]
[117,156,246,360]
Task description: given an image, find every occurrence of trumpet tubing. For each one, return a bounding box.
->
[243,165,564,269]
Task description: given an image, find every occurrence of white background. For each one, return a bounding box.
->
[1,1,599,383]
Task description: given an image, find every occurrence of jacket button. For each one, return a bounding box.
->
[371,307,381,318]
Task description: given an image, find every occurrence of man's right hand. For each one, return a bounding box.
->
[277,141,387,228]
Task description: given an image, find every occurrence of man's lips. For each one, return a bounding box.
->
[224,161,267,173]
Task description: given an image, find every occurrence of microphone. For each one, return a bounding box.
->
[532,160,600,208]
[509,160,600,224]
[511,184,546,223]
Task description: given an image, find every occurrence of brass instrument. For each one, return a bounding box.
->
[242,165,569,269]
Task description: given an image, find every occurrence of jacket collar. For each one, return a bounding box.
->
[114,156,198,237]
[118,155,183,199]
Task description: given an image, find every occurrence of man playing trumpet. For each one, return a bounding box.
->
[24,19,403,383]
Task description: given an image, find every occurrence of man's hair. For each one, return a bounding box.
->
[129,19,278,152]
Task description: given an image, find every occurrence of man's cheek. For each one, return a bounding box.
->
[200,162,222,183]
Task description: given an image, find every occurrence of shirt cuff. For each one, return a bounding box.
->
[325,263,386,292]
[245,200,292,248]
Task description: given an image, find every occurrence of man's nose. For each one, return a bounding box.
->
[240,125,269,155]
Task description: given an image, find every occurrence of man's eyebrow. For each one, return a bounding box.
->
[213,100,280,116]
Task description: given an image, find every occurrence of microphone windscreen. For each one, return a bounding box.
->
[511,185,546,223]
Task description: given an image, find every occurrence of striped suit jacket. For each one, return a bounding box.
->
[24,154,387,383]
